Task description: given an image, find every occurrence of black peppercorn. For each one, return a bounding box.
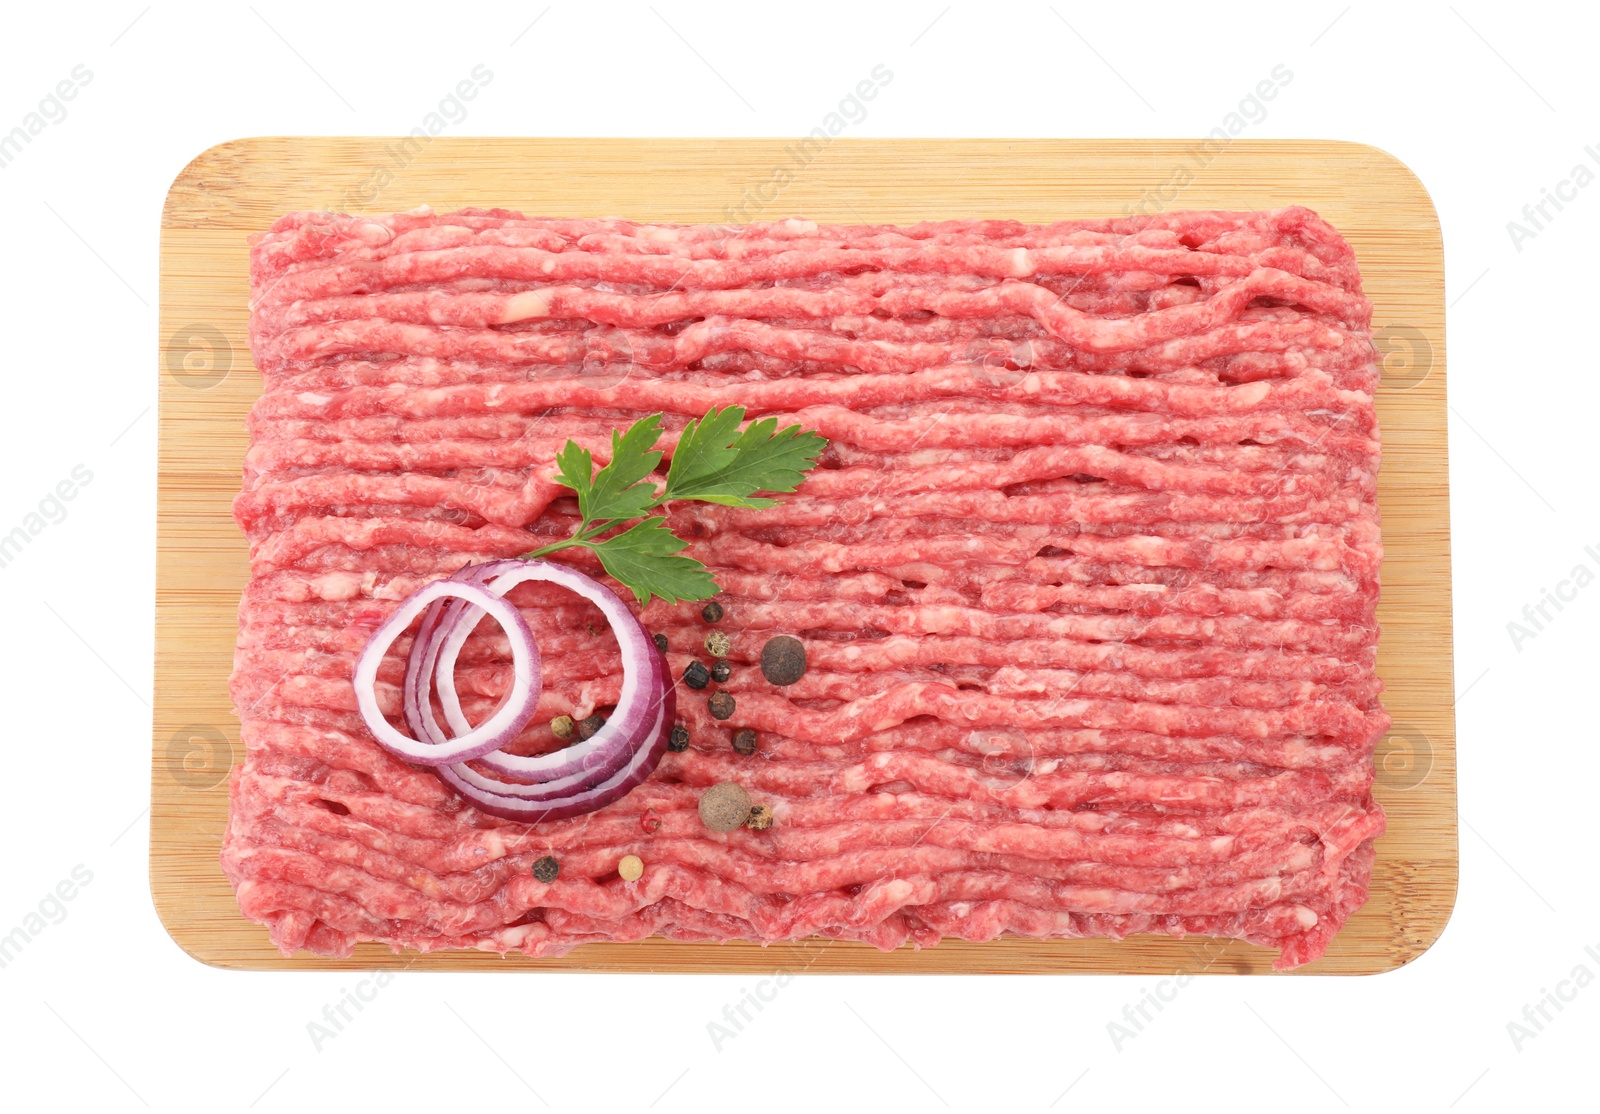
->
[701,601,725,623]
[576,714,605,740]
[708,690,735,720]
[710,659,732,683]
[532,855,559,883]
[668,724,690,752]
[760,635,808,685]
[653,632,669,654]
[732,728,758,756]
[683,660,711,690]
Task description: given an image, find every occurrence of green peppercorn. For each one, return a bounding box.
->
[710,659,732,683]
[732,728,758,756]
[683,660,711,690]
[708,690,735,720]
[705,631,732,658]
[532,856,559,883]
[668,724,690,752]
[550,715,575,740]
[701,601,725,623]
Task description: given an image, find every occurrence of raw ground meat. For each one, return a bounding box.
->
[222,205,1387,970]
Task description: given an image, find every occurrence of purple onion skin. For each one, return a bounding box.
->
[436,674,675,824]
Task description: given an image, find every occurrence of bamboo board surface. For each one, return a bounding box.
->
[154,138,1453,974]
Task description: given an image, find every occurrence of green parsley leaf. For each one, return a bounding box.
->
[551,439,596,510]
[662,405,828,508]
[588,518,720,607]
[575,413,664,524]
[527,407,827,603]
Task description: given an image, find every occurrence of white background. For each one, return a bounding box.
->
[0,2,1593,1110]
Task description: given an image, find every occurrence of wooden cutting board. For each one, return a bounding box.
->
[154,137,1453,974]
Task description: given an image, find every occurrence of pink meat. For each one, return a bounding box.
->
[223,205,1387,972]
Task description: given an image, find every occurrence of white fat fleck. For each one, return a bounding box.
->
[881,879,915,902]
[1236,380,1271,406]
[837,769,872,791]
[312,572,363,601]
[501,290,552,322]
[296,391,333,407]
[373,577,415,601]
[1294,905,1319,928]
[355,221,394,246]
[641,226,681,242]
[540,257,556,274]
[1009,247,1033,276]
[484,384,507,408]
[782,218,817,234]
[496,923,537,947]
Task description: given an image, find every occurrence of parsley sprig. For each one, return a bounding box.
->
[522,406,827,606]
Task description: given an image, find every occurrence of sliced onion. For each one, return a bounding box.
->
[442,561,663,785]
[355,578,542,766]
[360,556,675,825]
[402,561,512,747]
[435,675,675,823]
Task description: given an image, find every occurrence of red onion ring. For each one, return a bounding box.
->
[443,561,661,784]
[355,579,541,766]
[434,674,675,823]
[403,562,507,748]
[359,557,674,824]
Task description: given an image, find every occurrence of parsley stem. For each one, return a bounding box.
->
[522,518,618,559]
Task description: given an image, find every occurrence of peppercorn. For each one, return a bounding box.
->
[683,660,711,690]
[701,601,725,623]
[708,690,735,720]
[705,631,732,658]
[698,782,752,832]
[652,632,669,654]
[746,804,774,831]
[532,855,559,883]
[710,659,732,683]
[732,728,758,756]
[550,715,575,740]
[618,854,644,882]
[668,724,690,752]
[576,713,605,740]
[760,635,807,686]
